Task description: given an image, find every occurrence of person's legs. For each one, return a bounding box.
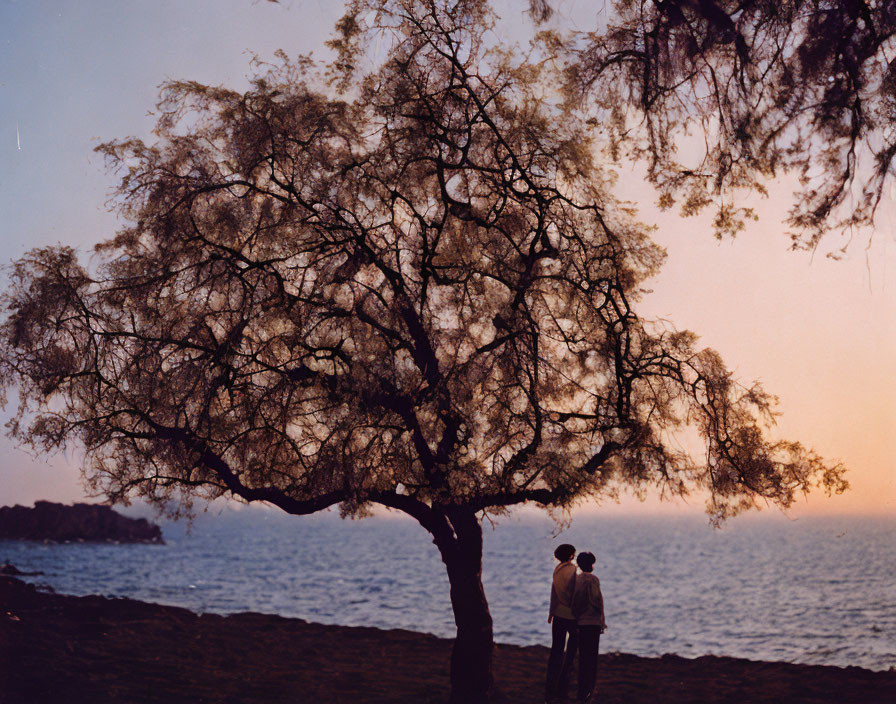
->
[558,620,578,697]
[576,626,601,703]
[545,617,575,701]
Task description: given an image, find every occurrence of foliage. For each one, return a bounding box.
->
[536,0,896,251]
[1,2,843,525]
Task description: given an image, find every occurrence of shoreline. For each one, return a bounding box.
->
[1,576,894,703]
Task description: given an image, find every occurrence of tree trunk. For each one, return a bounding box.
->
[432,507,494,704]
[445,553,493,703]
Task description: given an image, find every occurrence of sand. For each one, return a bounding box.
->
[1,576,893,703]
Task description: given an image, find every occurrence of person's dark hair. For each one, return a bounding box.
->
[576,552,596,572]
[554,544,575,562]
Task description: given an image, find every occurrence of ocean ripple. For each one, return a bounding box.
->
[3,511,894,671]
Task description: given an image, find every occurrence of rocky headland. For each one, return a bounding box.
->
[0,501,164,544]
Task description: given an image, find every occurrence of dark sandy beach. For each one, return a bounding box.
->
[1,576,893,704]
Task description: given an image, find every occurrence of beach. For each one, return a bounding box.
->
[1,576,893,704]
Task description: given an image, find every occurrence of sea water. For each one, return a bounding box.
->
[2,509,894,671]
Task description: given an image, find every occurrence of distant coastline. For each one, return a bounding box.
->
[0,501,164,544]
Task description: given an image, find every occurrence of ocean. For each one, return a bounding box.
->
[2,509,894,671]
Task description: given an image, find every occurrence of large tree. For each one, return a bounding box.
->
[0,1,844,701]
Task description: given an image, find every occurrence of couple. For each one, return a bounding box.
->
[545,544,606,704]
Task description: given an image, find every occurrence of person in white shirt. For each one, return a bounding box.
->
[545,543,578,702]
[571,551,606,703]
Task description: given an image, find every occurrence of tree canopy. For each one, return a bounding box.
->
[533,0,896,250]
[0,1,848,701]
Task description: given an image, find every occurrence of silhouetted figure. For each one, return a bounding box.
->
[545,543,578,702]
[572,552,606,703]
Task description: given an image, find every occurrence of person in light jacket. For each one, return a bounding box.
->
[545,543,578,702]
[571,552,606,703]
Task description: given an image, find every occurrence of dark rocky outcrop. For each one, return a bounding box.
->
[0,501,164,544]
[0,562,44,576]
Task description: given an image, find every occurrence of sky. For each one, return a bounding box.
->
[0,0,893,517]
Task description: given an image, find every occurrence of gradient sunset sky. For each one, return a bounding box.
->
[1,0,893,517]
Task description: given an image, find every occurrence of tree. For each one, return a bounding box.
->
[535,0,896,251]
[0,2,845,701]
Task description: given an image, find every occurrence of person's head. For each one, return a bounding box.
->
[576,552,596,573]
[554,544,575,563]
